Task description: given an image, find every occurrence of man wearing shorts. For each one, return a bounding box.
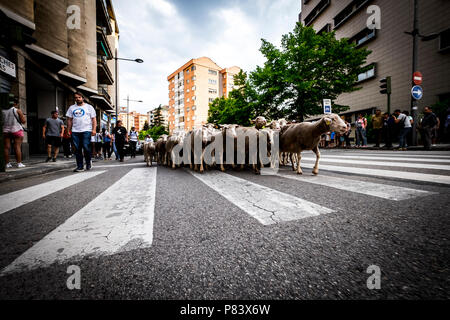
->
[42,110,64,162]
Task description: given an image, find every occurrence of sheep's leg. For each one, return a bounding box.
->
[312,146,320,175]
[290,153,296,171]
[200,150,205,173]
[296,152,303,174]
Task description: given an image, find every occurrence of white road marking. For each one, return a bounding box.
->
[301,155,450,163]
[297,163,450,185]
[93,163,147,168]
[189,170,334,225]
[332,152,450,159]
[300,158,450,171]
[0,171,106,215]
[1,167,157,275]
[278,173,434,200]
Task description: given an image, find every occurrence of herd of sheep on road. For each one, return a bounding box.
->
[143,114,348,175]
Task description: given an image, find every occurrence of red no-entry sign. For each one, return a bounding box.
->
[413,71,422,85]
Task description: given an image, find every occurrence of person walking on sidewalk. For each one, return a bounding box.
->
[129,127,139,158]
[112,120,128,162]
[372,109,383,148]
[42,110,64,162]
[102,128,112,160]
[2,98,26,168]
[66,92,97,172]
[355,113,368,148]
[62,124,72,158]
[393,109,412,150]
[420,106,438,150]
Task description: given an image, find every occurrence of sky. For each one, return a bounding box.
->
[114,0,301,114]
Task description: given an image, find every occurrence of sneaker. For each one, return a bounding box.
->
[6,162,13,168]
[86,163,92,170]
[73,167,84,172]
[52,157,56,162]
[17,163,26,168]
[45,157,51,162]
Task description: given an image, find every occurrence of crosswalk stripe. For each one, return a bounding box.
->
[93,163,146,168]
[188,170,334,225]
[300,158,450,171]
[334,152,450,159]
[0,171,106,215]
[1,167,157,275]
[301,155,450,163]
[297,162,450,185]
[277,172,435,200]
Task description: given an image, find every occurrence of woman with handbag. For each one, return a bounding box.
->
[2,98,26,168]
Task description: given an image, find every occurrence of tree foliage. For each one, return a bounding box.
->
[152,105,164,128]
[143,120,150,131]
[138,125,168,141]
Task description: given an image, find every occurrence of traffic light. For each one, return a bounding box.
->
[379,76,391,94]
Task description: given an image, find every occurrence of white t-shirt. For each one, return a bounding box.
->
[129,130,139,142]
[397,113,412,128]
[66,103,96,132]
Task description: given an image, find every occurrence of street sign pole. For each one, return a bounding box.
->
[410,0,419,146]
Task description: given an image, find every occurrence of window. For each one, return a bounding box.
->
[208,88,217,94]
[349,28,376,47]
[192,116,196,120]
[209,98,215,103]
[186,69,190,74]
[439,28,450,52]
[356,63,376,83]
[192,105,196,110]
[317,23,331,34]
[192,85,196,91]
[208,79,217,85]
[334,0,371,29]
[187,98,190,102]
[192,96,196,101]
[192,76,196,81]
[186,107,190,112]
[208,69,218,75]
[186,89,190,93]
[304,0,330,26]
[186,79,190,84]
[191,66,196,71]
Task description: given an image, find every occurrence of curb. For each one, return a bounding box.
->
[0,162,75,184]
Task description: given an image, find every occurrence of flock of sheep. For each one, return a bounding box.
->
[143,114,348,175]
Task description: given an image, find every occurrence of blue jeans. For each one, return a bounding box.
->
[356,127,367,146]
[398,127,411,148]
[71,131,92,168]
[112,141,119,159]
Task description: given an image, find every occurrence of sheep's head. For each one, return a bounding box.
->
[324,114,347,135]
[251,116,267,129]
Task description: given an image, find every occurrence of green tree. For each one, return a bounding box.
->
[143,120,150,131]
[250,23,371,121]
[152,105,163,127]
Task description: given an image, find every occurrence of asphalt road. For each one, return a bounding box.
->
[0,149,449,299]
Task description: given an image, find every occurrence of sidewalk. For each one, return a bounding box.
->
[0,155,78,184]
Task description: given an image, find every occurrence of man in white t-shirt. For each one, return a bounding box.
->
[394,109,412,150]
[66,92,97,172]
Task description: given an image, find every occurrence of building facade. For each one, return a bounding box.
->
[167,57,241,133]
[0,0,120,157]
[299,0,450,121]
[118,111,149,132]
[148,105,169,128]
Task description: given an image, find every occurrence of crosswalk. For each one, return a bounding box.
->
[0,151,448,275]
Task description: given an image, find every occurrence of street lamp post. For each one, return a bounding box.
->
[113,51,143,128]
[125,95,143,130]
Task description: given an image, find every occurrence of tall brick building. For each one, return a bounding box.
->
[299,0,450,121]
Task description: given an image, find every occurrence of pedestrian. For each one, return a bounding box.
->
[94,129,103,160]
[102,127,112,160]
[403,110,414,147]
[372,109,383,147]
[355,113,368,147]
[145,134,153,143]
[445,107,450,142]
[2,98,26,168]
[431,116,440,146]
[66,92,97,172]
[393,109,412,150]
[420,106,438,150]
[343,120,351,148]
[129,127,139,158]
[42,110,64,162]
[62,124,72,158]
[112,120,128,162]
[381,112,394,149]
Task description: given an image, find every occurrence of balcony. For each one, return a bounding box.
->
[97,26,113,59]
[97,86,111,102]
[97,55,114,85]
[304,0,330,26]
[96,0,113,35]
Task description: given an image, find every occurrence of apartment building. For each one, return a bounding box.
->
[167,57,241,132]
[0,0,119,157]
[118,111,149,131]
[148,105,169,127]
[299,0,450,121]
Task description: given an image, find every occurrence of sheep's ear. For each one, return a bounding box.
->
[250,119,255,124]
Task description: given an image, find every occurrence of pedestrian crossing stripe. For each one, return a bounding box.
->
[1,168,157,276]
[301,155,450,164]
[0,171,106,215]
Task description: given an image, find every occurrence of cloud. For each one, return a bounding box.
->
[114,0,300,114]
